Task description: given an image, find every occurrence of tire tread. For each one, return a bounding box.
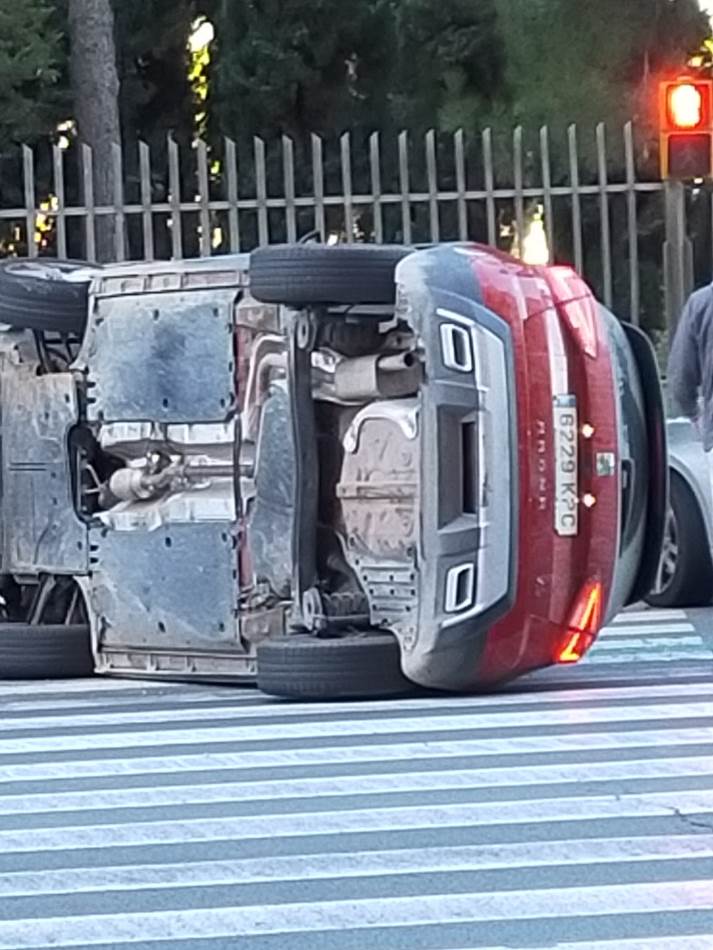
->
[257,633,413,699]
[0,624,93,679]
[250,244,411,306]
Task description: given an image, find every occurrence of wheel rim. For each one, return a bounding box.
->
[653,507,679,595]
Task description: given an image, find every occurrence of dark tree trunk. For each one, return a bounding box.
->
[68,0,123,262]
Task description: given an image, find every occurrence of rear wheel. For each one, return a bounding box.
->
[256,632,414,700]
[645,474,713,608]
[0,624,93,679]
[249,243,411,307]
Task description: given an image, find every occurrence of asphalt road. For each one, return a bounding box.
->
[0,606,712,949]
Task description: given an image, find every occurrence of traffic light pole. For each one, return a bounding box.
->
[663,179,693,348]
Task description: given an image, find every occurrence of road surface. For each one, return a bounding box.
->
[0,606,712,949]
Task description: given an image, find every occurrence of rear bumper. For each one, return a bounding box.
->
[394,249,518,689]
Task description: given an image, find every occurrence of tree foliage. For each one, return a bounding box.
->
[490,0,708,129]
[208,0,505,141]
[390,0,505,131]
[114,0,195,151]
[0,0,65,144]
[2,0,708,156]
[210,0,397,142]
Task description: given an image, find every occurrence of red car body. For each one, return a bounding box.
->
[472,251,620,684]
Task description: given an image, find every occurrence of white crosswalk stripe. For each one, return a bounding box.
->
[585,606,713,663]
[0,610,712,949]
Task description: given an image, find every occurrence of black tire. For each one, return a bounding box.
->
[249,243,411,307]
[257,633,414,700]
[645,474,713,608]
[0,259,97,334]
[0,624,93,679]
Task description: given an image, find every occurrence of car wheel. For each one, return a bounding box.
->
[249,243,411,307]
[0,624,93,679]
[256,632,414,700]
[0,259,98,335]
[645,474,713,608]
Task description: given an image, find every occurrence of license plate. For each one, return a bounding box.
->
[553,397,578,537]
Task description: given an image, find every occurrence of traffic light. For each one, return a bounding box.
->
[659,78,713,180]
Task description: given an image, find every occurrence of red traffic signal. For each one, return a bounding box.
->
[665,82,709,130]
[659,79,713,179]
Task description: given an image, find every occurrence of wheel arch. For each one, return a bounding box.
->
[669,459,713,553]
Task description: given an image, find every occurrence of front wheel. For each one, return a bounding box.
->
[645,474,713,609]
[256,632,414,700]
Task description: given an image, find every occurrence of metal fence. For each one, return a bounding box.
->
[1,122,701,330]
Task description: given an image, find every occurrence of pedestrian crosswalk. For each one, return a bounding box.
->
[585,607,713,664]
[0,616,712,949]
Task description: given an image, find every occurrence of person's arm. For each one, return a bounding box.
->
[668,296,701,421]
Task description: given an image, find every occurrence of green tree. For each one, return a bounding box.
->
[391,0,505,131]
[490,0,708,165]
[114,0,195,152]
[211,0,397,142]
[0,0,65,144]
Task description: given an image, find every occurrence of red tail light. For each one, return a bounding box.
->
[556,579,603,664]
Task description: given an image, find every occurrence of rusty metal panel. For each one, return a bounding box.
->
[84,284,238,425]
[90,521,239,652]
[0,362,88,575]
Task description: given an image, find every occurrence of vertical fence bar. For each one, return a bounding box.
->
[112,143,126,262]
[22,146,37,258]
[482,128,496,248]
[425,129,439,242]
[254,137,269,247]
[196,139,212,258]
[168,136,183,260]
[81,144,97,263]
[398,131,412,245]
[139,142,154,262]
[454,129,467,241]
[513,126,525,256]
[311,134,325,241]
[568,125,583,274]
[225,137,240,252]
[52,145,67,259]
[596,123,613,308]
[282,135,297,243]
[540,126,554,264]
[597,122,614,310]
[624,122,640,326]
[341,132,354,242]
[369,132,383,244]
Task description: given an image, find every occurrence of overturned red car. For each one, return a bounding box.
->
[0,243,667,697]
